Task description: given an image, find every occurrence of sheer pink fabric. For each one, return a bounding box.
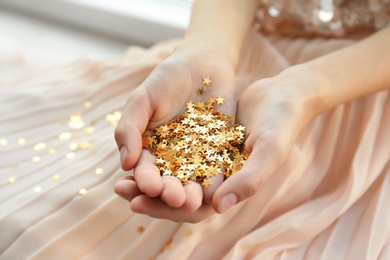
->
[0,27,389,260]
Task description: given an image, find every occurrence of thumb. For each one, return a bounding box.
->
[115,88,152,171]
[212,138,287,213]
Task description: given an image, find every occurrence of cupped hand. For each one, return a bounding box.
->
[212,66,324,213]
[114,46,237,221]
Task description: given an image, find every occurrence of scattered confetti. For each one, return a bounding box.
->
[33,186,42,193]
[142,97,248,186]
[48,148,56,154]
[198,87,206,95]
[69,113,85,130]
[95,168,104,175]
[66,152,75,160]
[0,139,8,146]
[106,111,122,126]
[59,132,72,140]
[185,229,193,236]
[32,156,41,163]
[202,77,212,86]
[8,177,16,184]
[83,127,95,134]
[78,141,92,149]
[84,101,92,109]
[52,174,61,180]
[34,142,46,151]
[79,188,88,195]
[17,138,26,145]
[69,143,78,150]
[137,226,145,233]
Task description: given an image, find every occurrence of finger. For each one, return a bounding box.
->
[114,176,143,201]
[133,149,164,197]
[212,141,286,214]
[130,195,215,223]
[182,182,203,212]
[160,176,186,208]
[115,88,152,171]
[202,173,224,203]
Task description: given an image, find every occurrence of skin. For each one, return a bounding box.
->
[115,0,390,222]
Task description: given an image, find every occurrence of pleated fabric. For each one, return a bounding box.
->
[0,30,389,260]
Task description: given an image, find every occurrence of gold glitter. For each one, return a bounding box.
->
[59,132,72,140]
[106,111,122,126]
[142,97,248,186]
[84,101,92,109]
[95,168,104,175]
[83,127,95,134]
[69,113,85,130]
[52,174,61,180]
[48,148,56,154]
[185,229,193,236]
[66,152,75,159]
[17,138,26,145]
[33,186,42,193]
[79,188,88,195]
[8,177,16,184]
[34,142,46,151]
[69,143,78,150]
[137,226,145,233]
[0,139,8,146]
[32,156,41,163]
[202,77,212,86]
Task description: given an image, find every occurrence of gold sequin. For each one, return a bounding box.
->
[95,168,104,175]
[79,188,88,195]
[17,138,26,145]
[66,152,75,159]
[8,177,16,184]
[106,111,122,126]
[78,141,92,149]
[83,127,95,134]
[0,139,8,146]
[34,142,46,151]
[32,156,41,163]
[59,132,72,140]
[202,77,212,86]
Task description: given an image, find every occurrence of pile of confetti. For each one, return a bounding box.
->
[142,97,249,187]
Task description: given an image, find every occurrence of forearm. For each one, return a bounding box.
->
[178,0,260,67]
[298,27,390,116]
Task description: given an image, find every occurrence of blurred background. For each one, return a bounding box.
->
[0,0,192,60]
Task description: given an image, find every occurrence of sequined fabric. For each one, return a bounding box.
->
[257,0,390,36]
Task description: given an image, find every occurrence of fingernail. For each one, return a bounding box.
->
[219,193,237,213]
[120,146,128,167]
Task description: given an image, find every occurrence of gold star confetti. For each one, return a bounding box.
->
[32,156,41,163]
[185,229,193,236]
[79,188,88,195]
[216,96,224,104]
[17,138,26,145]
[202,77,212,86]
[66,152,75,160]
[33,186,42,193]
[48,148,56,154]
[198,87,206,95]
[137,226,145,233]
[52,174,61,180]
[95,168,104,175]
[84,101,92,109]
[142,97,248,186]
[8,177,16,184]
[59,132,72,140]
[160,238,174,252]
[0,139,8,146]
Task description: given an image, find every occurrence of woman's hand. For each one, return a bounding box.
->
[211,65,326,213]
[114,45,237,221]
